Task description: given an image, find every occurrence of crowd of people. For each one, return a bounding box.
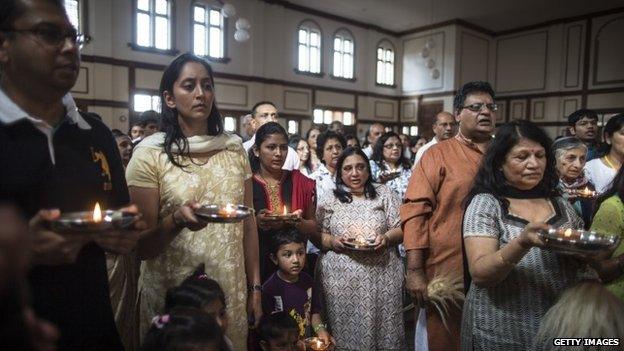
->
[2,1,624,351]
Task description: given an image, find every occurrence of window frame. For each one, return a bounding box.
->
[190,1,230,63]
[294,20,324,78]
[375,39,397,88]
[330,28,356,82]
[131,89,162,116]
[130,0,179,56]
[64,0,88,36]
[312,106,357,126]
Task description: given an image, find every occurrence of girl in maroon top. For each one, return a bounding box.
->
[249,122,317,282]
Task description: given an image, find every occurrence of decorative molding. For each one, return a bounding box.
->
[496,100,506,122]
[511,100,526,119]
[457,31,490,85]
[283,90,311,112]
[562,98,579,118]
[374,101,396,120]
[215,82,248,107]
[563,24,583,88]
[495,30,549,94]
[71,66,90,94]
[531,100,546,120]
[402,102,416,120]
[592,16,624,86]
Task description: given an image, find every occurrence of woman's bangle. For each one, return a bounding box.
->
[498,250,515,267]
[313,323,327,334]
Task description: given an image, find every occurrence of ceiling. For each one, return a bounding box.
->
[284,0,624,33]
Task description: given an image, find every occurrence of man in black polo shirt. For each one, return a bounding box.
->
[0,1,140,350]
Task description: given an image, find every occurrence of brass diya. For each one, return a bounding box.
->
[304,337,329,351]
[343,237,377,251]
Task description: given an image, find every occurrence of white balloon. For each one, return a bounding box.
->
[420,47,429,58]
[426,58,435,69]
[221,3,236,18]
[425,38,436,49]
[235,18,251,30]
[430,68,440,79]
[234,29,250,42]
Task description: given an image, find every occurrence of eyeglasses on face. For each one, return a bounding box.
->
[5,25,86,49]
[461,103,498,112]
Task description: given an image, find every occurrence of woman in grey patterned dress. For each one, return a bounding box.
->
[316,147,406,350]
[461,121,599,350]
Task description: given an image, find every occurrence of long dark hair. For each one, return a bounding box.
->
[288,135,313,173]
[141,308,226,351]
[164,265,226,313]
[371,131,412,170]
[597,113,624,157]
[595,165,624,215]
[248,122,288,173]
[465,120,559,209]
[333,147,377,203]
[160,53,223,169]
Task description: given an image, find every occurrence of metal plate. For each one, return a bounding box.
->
[194,204,253,223]
[537,228,620,254]
[343,237,377,251]
[47,210,140,233]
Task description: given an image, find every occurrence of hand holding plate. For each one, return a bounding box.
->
[29,209,91,265]
[93,204,145,254]
[519,222,550,248]
[174,201,209,231]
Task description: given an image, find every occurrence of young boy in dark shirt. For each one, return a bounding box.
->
[262,229,333,346]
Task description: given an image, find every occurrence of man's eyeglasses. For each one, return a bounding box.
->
[461,103,498,112]
[4,25,86,49]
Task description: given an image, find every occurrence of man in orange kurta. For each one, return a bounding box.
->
[400,81,497,351]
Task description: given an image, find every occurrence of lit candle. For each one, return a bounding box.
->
[224,204,236,217]
[564,228,573,237]
[93,202,102,222]
[283,205,288,215]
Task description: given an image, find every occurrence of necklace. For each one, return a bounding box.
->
[604,154,619,170]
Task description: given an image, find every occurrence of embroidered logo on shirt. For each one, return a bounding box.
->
[91,148,112,191]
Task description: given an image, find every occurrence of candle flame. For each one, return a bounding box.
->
[283,205,287,215]
[93,202,102,222]
[225,203,235,212]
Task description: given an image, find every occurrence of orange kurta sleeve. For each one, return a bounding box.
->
[400,149,443,250]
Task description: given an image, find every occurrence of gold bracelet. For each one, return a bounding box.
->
[498,251,515,267]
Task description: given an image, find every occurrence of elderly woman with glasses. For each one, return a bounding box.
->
[552,136,595,228]
[369,132,413,199]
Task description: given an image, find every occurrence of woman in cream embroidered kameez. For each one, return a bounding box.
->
[126,53,261,350]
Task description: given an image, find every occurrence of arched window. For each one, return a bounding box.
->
[332,29,354,79]
[376,40,395,86]
[297,20,322,75]
[135,0,172,50]
[192,2,226,60]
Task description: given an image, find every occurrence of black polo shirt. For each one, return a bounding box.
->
[0,111,128,350]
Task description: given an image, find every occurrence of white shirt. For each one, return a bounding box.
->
[243,134,300,170]
[585,158,618,194]
[413,137,439,165]
[363,145,373,158]
[0,89,90,164]
[309,163,336,254]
